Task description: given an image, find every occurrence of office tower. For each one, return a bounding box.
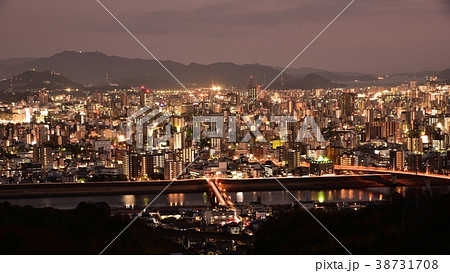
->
[122,91,129,107]
[123,152,142,180]
[173,132,184,150]
[140,88,154,107]
[33,146,53,169]
[342,92,356,117]
[390,150,405,170]
[247,76,257,102]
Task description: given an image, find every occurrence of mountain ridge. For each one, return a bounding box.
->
[0,69,85,91]
[0,51,447,90]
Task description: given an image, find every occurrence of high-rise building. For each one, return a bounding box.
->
[407,137,423,153]
[365,121,400,141]
[140,88,154,107]
[342,92,356,117]
[33,146,53,169]
[390,150,405,170]
[247,76,257,102]
[179,148,195,164]
[173,132,184,150]
[153,153,165,169]
[93,92,103,103]
[164,160,184,180]
[122,91,129,107]
[142,154,154,177]
[38,90,49,105]
[287,149,301,171]
[123,152,142,180]
[288,99,295,114]
[141,152,165,177]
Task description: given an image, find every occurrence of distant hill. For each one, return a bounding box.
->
[283,67,377,82]
[270,73,345,90]
[437,69,450,80]
[0,51,343,89]
[283,67,328,76]
[0,51,442,90]
[391,71,440,78]
[0,51,292,88]
[391,68,450,84]
[0,70,85,91]
[315,71,377,82]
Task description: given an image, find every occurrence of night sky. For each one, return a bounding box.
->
[1,0,449,74]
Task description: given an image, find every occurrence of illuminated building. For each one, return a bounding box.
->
[173,132,184,150]
[204,209,236,225]
[342,92,356,117]
[247,76,257,102]
[140,88,154,107]
[338,152,355,166]
[123,152,142,180]
[38,90,49,105]
[164,160,183,180]
[390,150,405,170]
[33,146,53,169]
[310,155,334,176]
[176,147,195,164]
[287,149,301,171]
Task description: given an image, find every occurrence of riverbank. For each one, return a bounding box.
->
[219,174,395,191]
[0,179,208,199]
[1,174,449,199]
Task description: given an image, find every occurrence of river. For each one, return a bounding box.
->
[0,186,418,209]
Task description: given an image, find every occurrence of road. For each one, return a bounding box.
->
[335,165,450,180]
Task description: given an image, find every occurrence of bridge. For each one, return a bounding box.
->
[334,165,450,180]
[205,177,234,209]
[334,165,450,189]
[2,167,450,200]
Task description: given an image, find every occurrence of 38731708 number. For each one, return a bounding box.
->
[375,260,438,270]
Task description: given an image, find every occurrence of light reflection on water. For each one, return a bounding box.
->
[121,195,136,208]
[236,192,244,203]
[2,192,207,210]
[4,186,448,209]
[230,187,405,205]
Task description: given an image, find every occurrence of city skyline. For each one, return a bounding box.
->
[0,0,449,74]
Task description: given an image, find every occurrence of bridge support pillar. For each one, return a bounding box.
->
[424,178,431,191]
[391,174,397,185]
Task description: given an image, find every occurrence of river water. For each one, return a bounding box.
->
[0,187,415,209]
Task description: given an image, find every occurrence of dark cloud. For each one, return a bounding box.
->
[0,0,7,15]
[0,0,448,74]
[122,1,346,35]
[439,0,450,17]
[91,1,343,36]
[120,0,448,36]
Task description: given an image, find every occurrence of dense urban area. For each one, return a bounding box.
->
[0,63,449,253]
[1,73,449,183]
